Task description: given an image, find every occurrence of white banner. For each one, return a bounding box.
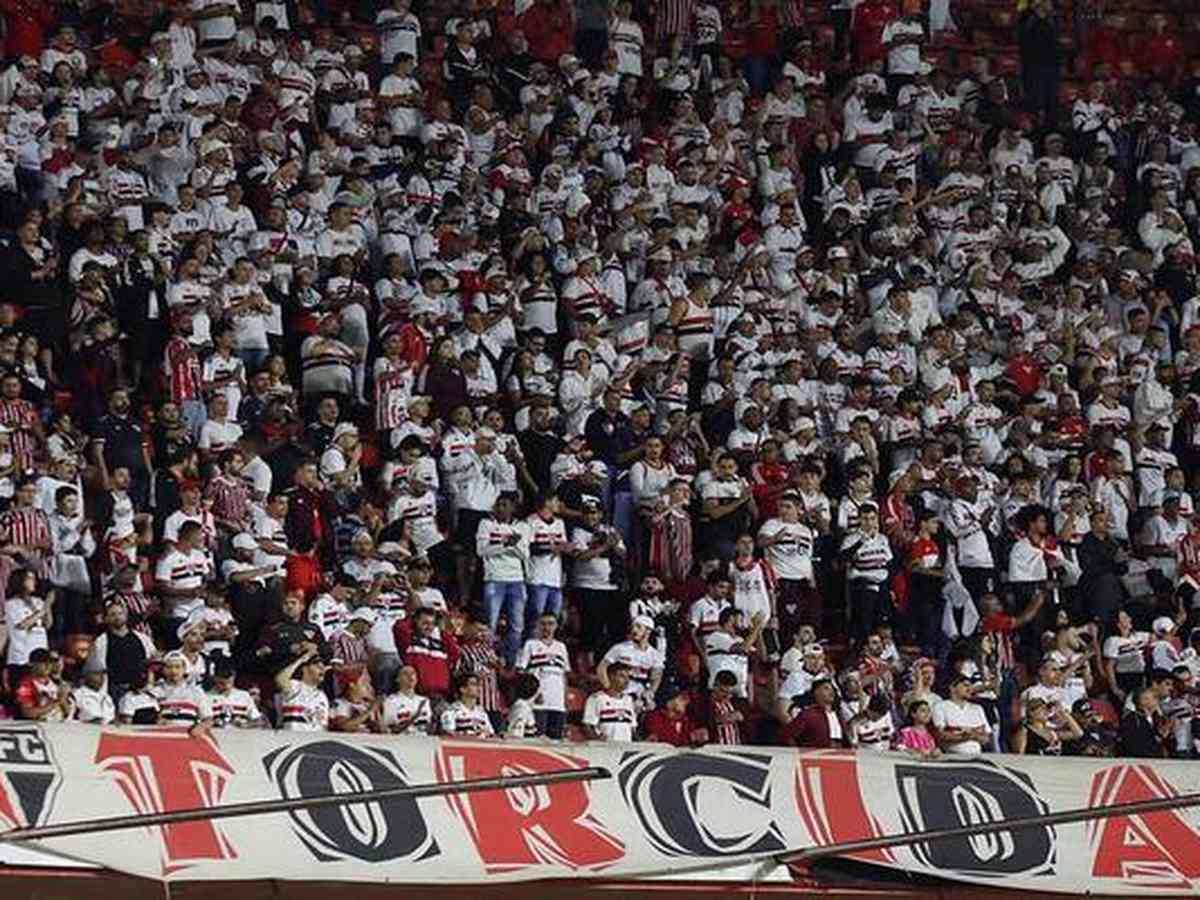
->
[2,724,1200,892]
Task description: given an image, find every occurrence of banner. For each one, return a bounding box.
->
[3,723,1200,893]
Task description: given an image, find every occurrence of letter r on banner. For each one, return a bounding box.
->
[436,743,625,874]
[94,728,237,876]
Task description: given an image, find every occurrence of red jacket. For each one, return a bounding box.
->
[643,707,703,746]
[518,1,573,65]
[394,619,460,698]
[1,0,54,59]
[783,704,847,748]
[396,322,431,370]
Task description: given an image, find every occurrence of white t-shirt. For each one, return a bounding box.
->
[932,698,990,755]
[523,515,567,587]
[600,640,663,700]
[440,701,494,736]
[382,692,432,734]
[704,631,750,697]
[4,596,48,665]
[1103,631,1150,675]
[516,637,570,711]
[278,682,330,731]
[582,690,637,742]
[759,519,815,582]
[506,697,538,737]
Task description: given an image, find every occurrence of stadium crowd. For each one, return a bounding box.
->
[1,0,1200,761]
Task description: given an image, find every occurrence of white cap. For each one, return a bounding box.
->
[350,607,378,625]
[232,532,258,551]
[1154,616,1176,634]
[632,614,655,631]
[803,643,825,657]
[333,422,359,441]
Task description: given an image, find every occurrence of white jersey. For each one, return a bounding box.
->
[600,640,663,700]
[439,701,494,736]
[759,519,815,582]
[382,692,433,734]
[208,687,262,727]
[516,637,570,711]
[731,558,774,620]
[476,517,527,582]
[278,682,330,731]
[154,681,212,725]
[1102,632,1150,675]
[582,690,637,741]
[522,514,567,587]
[704,631,751,697]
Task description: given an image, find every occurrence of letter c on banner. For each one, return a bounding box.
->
[263,740,439,864]
[617,750,787,858]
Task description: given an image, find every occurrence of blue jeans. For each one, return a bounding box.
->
[180,399,207,442]
[527,584,563,634]
[483,580,527,665]
[239,347,269,372]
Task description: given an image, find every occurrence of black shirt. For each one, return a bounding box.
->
[94,413,147,474]
[518,428,564,493]
[304,420,338,457]
[584,408,628,468]
[106,630,148,687]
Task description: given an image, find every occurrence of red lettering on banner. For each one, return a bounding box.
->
[1088,764,1200,887]
[435,742,625,874]
[794,751,893,863]
[94,728,238,876]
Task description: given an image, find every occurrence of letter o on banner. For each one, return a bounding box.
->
[262,742,439,864]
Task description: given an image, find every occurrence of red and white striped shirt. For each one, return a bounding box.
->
[0,398,40,470]
[711,697,743,745]
[163,336,203,403]
[457,641,504,712]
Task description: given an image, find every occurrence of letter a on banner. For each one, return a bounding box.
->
[1088,764,1200,888]
[435,742,625,875]
[94,728,238,876]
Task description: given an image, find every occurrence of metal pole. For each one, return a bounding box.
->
[0,766,612,844]
[777,788,1200,864]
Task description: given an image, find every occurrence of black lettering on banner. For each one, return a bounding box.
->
[262,741,439,863]
[894,761,1055,877]
[0,726,60,830]
[617,750,786,858]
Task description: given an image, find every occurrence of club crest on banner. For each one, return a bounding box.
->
[0,726,61,832]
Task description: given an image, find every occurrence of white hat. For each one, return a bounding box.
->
[333,422,359,441]
[632,614,655,631]
[177,618,207,641]
[1153,616,1176,634]
[827,245,849,261]
[410,295,439,316]
[201,138,229,156]
[803,643,825,657]
[1097,326,1120,344]
[350,607,378,625]
[794,416,816,431]
[232,532,258,551]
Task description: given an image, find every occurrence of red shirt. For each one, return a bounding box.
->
[286,552,323,601]
[1006,354,1041,397]
[643,707,699,747]
[394,619,460,698]
[853,0,898,66]
[518,1,572,65]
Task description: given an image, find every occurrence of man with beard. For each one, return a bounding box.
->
[92,387,152,507]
